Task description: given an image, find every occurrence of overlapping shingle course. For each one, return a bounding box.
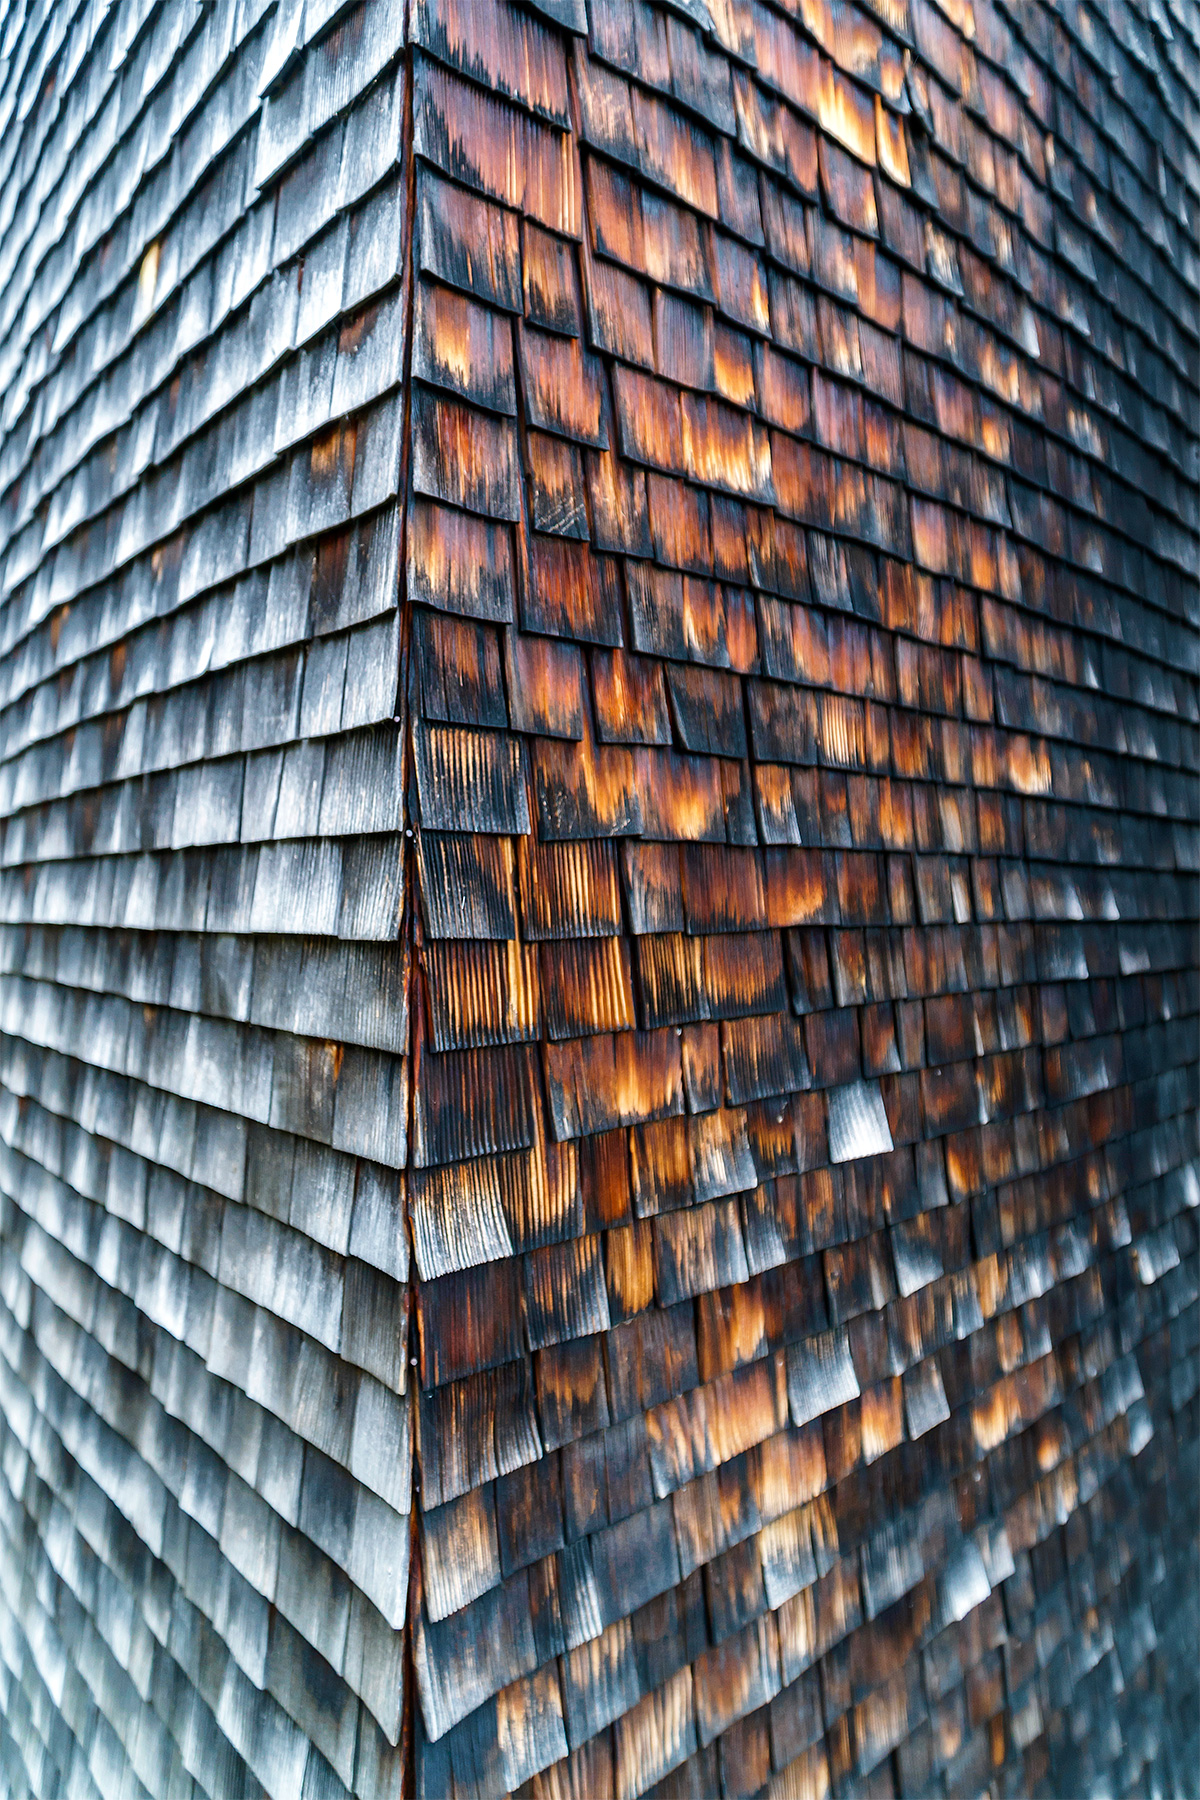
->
[0,0,1196,1796]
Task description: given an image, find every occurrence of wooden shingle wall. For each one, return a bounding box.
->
[0,1,413,1794]
[0,1,1196,1798]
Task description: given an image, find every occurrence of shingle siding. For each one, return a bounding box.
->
[0,0,1195,1797]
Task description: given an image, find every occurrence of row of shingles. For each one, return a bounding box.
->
[0,0,402,662]
[516,1170,1181,1800]
[518,0,1200,1792]
[781,0,1198,520]
[877,12,1194,687]
[978,0,1200,1785]
[590,0,1194,1548]
[406,7,1200,1792]
[611,147,1200,1800]
[0,37,174,1780]
[593,0,1200,896]
[582,0,1200,1044]
[402,10,816,1742]
[0,0,232,516]
[800,0,1198,446]
[971,0,1200,1788]
[1033,0,1200,296]
[0,308,415,1800]
[964,0,1198,430]
[0,0,409,1439]
[0,0,152,431]
[0,1268,278,1800]
[0,1069,413,1797]
[478,417,1200,1785]
[863,0,1200,1785]
[899,0,1200,626]
[399,8,613,1792]
[0,14,291,1800]
[401,7,993,1792]
[841,7,1194,1792]
[401,0,1194,1792]
[395,10,827,1785]
[0,0,415,1792]
[0,0,413,1616]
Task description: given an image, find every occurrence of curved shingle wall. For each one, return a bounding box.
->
[0,1,1195,1798]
